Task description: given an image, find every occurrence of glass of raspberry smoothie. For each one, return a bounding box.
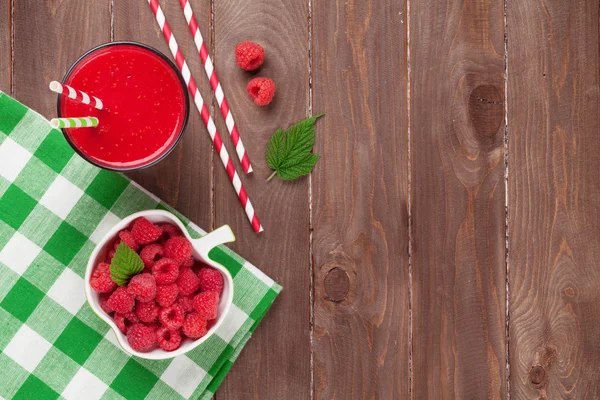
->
[57,42,189,171]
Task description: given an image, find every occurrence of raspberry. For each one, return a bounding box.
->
[181,257,194,268]
[247,77,275,106]
[127,323,156,352]
[156,284,179,307]
[127,273,156,302]
[90,263,117,293]
[235,41,265,71]
[145,321,161,331]
[106,249,116,263]
[152,258,180,285]
[198,268,224,294]
[113,238,122,250]
[131,217,162,245]
[177,268,200,296]
[164,237,193,264]
[182,313,208,339]
[99,293,114,314]
[178,295,195,313]
[193,291,219,320]
[159,224,181,241]
[135,300,159,323]
[114,311,139,334]
[140,244,164,268]
[107,287,135,314]
[159,303,184,330]
[156,327,182,351]
[118,230,139,251]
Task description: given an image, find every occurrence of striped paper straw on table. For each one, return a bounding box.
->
[147,0,263,233]
[49,81,104,110]
[178,0,252,174]
[50,117,99,129]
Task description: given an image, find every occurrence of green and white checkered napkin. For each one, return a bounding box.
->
[0,92,281,400]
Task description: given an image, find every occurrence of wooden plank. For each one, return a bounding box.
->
[312,0,409,398]
[507,0,600,397]
[13,0,109,115]
[113,0,212,229]
[0,0,10,93]
[212,0,311,398]
[410,0,507,397]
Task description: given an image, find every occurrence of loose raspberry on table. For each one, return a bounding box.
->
[235,41,265,71]
[114,311,139,334]
[178,295,195,313]
[198,268,224,294]
[135,300,159,323]
[99,293,114,314]
[159,224,181,241]
[156,284,179,307]
[152,258,180,285]
[107,287,135,314]
[156,327,182,351]
[127,323,156,352]
[247,77,275,106]
[127,273,156,302]
[193,291,219,320]
[177,268,201,296]
[131,217,162,245]
[182,312,208,339]
[91,263,117,293]
[164,236,193,264]
[118,230,139,251]
[140,244,164,269]
[159,303,185,330]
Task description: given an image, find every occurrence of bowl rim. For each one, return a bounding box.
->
[85,210,234,360]
[57,41,191,172]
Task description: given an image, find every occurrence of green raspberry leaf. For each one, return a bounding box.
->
[110,242,144,286]
[266,114,324,182]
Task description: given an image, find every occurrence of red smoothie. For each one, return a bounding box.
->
[60,43,188,170]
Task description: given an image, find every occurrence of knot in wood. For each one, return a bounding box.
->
[468,84,504,146]
[324,267,350,302]
[529,365,546,385]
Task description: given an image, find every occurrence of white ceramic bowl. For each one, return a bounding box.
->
[85,210,235,360]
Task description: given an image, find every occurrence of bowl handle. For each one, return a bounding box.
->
[192,225,236,259]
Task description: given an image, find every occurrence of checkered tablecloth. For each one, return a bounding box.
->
[0,92,281,400]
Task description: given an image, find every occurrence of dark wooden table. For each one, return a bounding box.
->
[2,0,600,398]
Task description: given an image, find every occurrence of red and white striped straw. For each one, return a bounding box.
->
[49,81,104,110]
[147,0,263,233]
[178,0,252,174]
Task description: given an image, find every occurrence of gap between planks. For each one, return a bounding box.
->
[406,0,413,398]
[503,0,510,397]
[308,0,315,398]
[10,0,15,96]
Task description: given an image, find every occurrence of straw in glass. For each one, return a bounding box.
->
[50,117,99,129]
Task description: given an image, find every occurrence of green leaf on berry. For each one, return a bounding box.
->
[110,242,144,286]
[266,114,324,182]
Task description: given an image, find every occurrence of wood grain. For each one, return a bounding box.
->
[0,0,10,93]
[212,1,311,398]
[410,0,507,398]
[312,0,409,398]
[507,0,600,397]
[113,0,212,230]
[13,0,109,116]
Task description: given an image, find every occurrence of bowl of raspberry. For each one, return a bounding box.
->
[84,210,235,360]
